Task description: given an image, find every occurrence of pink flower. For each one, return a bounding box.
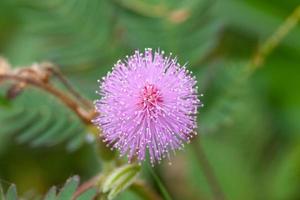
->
[93,49,201,164]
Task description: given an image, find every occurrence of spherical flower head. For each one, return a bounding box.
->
[93,49,202,165]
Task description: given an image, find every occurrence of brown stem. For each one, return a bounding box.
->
[192,138,226,200]
[73,176,99,199]
[44,64,93,109]
[0,74,94,124]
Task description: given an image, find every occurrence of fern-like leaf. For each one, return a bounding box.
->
[0,88,87,152]
[0,176,97,200]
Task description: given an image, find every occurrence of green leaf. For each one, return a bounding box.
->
[0,185,5,200]
[0,89,87,151]
[4,0,113,66]
[103,164,141,200]
[44,186,57,200]
[5,184,17,200]
[56,176,80,200]
[0,176,97,200]
[76,188,97,200]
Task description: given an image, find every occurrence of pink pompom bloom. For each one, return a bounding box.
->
[93,49,202,164]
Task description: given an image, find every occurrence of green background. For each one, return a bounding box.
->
[1,0,300,199]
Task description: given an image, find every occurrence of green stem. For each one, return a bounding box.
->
[148,165,172,200]
[251,5,300,70]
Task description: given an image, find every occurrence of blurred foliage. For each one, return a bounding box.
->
[0,176,97,200]
[0,0,300,200]
[0,89,87,151]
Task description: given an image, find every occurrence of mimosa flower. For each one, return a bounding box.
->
[93,49,202,164]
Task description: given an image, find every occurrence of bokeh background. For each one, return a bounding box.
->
[1,0,300,199]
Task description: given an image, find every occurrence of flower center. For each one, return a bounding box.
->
[138,84,163,110]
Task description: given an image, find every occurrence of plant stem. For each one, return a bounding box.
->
[73,176,99,199]
[251,5,300,70]
[148,165,172,200]
[192,139,226,200]
[0,73,94,124]
[44,64,93,109]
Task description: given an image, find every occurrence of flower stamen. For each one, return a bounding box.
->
[138,84,163,110]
